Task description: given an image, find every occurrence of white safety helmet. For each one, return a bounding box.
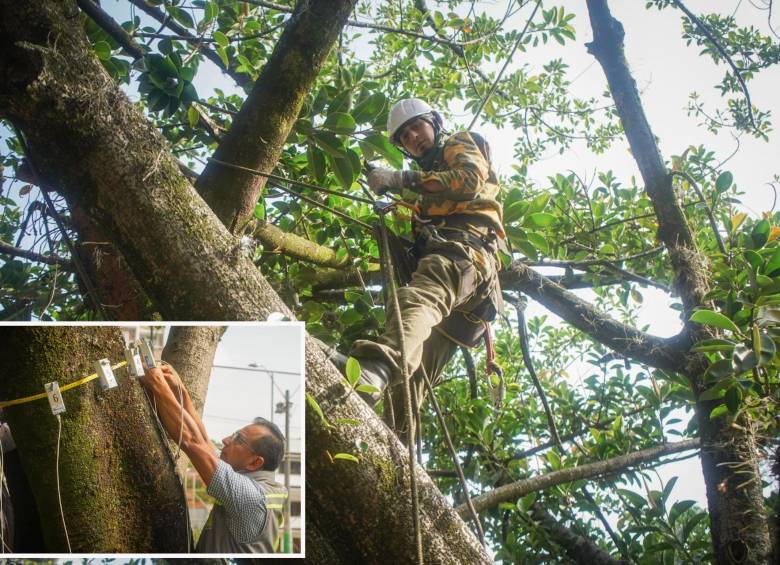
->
[387,98,439,145]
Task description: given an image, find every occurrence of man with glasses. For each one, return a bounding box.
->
[140,361,288,553]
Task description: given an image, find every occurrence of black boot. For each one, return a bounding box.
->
[311,338,391,406]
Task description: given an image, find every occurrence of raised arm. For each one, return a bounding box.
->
[140,365,219,485]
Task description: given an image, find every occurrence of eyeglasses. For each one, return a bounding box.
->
[230,431,261,456]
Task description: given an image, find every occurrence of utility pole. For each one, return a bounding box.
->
[276,390,292,553]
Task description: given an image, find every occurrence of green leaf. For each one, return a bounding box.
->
[682,511,708,542]
[305,392,329,427]
[724,385,742,413]
[715,171,733,193]
[709,404,728,419]
[184,106,197,128]
[763,248,780,276]
[311,131,346,157]
[333,453,359,463]
[691,338,736,353]
[216,46,229,68]
[689,309,741,334]
[307,144,327,183]
[670,500,696,525]
[527,192,551,214]
[356,384,380,394]
[94,40,112,61]
[345,356,360,386]
[165,5,195,29]
[523,212,556,228]
[333,418,361,426]
[213,31,229,48]
[703,358,734,382]
[327,153,355,188]
[328,90,352,115]
[699,378,734,401]
[352,92,386,124]
[752,219,771,248]
[323,112,357,134]
[526,232,549,254]
[503,201,528,224]
[361,133,403,169]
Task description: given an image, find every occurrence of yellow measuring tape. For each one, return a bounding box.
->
[0,360,128,409]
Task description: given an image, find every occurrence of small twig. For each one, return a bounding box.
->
[420,364,486,546]
[671,0,757,131]
[670,170,727,255]
[511,295,562,446]
[468,0,543,130]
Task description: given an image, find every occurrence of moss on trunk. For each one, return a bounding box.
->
[0,327,188,552]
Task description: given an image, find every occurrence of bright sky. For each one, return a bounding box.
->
[201,323,304,454]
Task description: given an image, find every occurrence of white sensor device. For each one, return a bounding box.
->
[137,339,157,369]
[124,347,144,377]
[45,382,66,415]
[95,358,118,390]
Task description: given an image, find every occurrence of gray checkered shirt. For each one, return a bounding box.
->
[196,459,285,553]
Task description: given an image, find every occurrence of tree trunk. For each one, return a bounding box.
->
[195,0,357,233]
[0,326,188,552]
[69,205,156,320]
[161,326,225,415]
[0,2,490,559]
[584,1,771,562]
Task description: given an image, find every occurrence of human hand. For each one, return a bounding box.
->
[160,362,184,391]
[367,167,404,195]
[140,365,165,389]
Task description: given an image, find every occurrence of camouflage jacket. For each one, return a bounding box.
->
[402,131,505,238]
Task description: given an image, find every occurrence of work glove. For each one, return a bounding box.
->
[367,167,404,195]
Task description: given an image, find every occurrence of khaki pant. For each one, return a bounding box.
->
[351,239,497,429]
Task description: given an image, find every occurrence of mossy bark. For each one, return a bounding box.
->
[304,335,493,563]
[0,326,187,552]
[196,0,357,233]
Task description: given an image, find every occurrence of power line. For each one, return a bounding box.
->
[211,364,300,376]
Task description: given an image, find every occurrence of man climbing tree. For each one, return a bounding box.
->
[321,98,505,421]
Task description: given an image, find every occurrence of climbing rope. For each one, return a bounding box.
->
[374,208,424,564]
[418,363,486,547]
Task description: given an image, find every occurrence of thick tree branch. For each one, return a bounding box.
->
[501,262,691,374]
[531,504,627,565]
[196,0,357,233]
[0,239,72,267]
[252,220,350,268]
[76,0,146,60]
[457,439,700,516]
[585,0,709,320]
[0,3,492,560]
[586,4,772,562]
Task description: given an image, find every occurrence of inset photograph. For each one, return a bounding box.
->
[0,323,303,556]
